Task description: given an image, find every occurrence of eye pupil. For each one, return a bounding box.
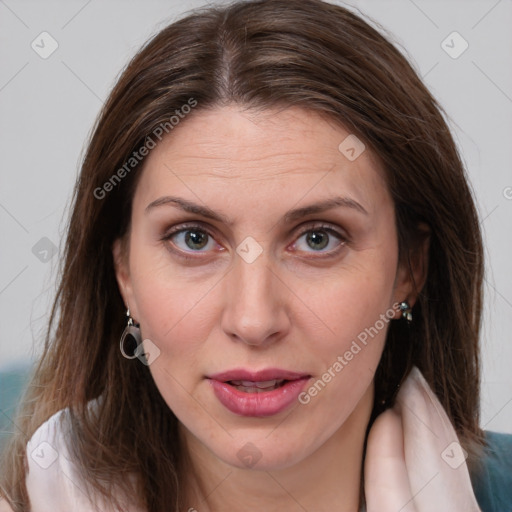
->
[306,230,329,250]
[185,230,208,250]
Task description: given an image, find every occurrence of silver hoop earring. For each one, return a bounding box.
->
[399,301,413,323]
[120,308,142,359]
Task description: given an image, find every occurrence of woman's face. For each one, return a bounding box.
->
[114,105,417,471]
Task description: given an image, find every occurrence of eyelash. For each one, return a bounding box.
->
[159,222,348,261]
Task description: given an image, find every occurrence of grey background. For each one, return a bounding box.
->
[0,0,511,433]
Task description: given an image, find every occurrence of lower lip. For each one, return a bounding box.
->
[208,377,310,417]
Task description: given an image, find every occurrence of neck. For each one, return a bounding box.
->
[181,385,374,512]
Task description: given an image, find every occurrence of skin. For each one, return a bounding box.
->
[113,105,428,512]
[0,499,14,512]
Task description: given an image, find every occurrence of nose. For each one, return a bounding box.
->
[221,250,291,347]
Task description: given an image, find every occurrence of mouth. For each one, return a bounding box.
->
[226,379,289,393]
[207,369,311,417]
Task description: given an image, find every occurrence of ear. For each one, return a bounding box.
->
[112,236,139,321]
[392,223,430,317]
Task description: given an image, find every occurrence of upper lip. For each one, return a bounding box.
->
[207,368,310,382]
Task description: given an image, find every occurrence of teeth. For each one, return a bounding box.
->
[234,385,276,393]
[229,379,286,391]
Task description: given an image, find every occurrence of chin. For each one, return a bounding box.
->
[202,430,309,472]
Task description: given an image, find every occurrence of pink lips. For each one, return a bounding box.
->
[207,368,311,417]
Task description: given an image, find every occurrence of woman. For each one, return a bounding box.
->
[1,0,511,510]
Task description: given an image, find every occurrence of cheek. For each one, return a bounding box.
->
[128,254,212,421]
[311,244,398,349]
[299,239,398,404]
[125,243,210,389]
[293,281,395,447]
[128,233,201,332]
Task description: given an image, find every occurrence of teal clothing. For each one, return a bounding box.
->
[0,363,32,452]
[471,430,512,512]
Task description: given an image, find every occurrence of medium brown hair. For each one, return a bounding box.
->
[1,0,485,510]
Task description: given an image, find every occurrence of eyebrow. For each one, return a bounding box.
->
[145,195,368,225]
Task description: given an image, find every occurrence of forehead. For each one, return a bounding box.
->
[133,105,390,218]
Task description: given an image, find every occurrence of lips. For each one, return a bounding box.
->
[207,368,311,417]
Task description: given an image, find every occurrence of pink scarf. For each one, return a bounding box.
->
[364,365,482,511]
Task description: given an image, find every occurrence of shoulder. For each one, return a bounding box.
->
[470,430,512,512]
[26,407,78,510]
[25,399,142,512]
[25,405,98,511]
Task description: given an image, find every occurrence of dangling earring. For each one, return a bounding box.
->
[120,308,142,359]
[399,301,413,323]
